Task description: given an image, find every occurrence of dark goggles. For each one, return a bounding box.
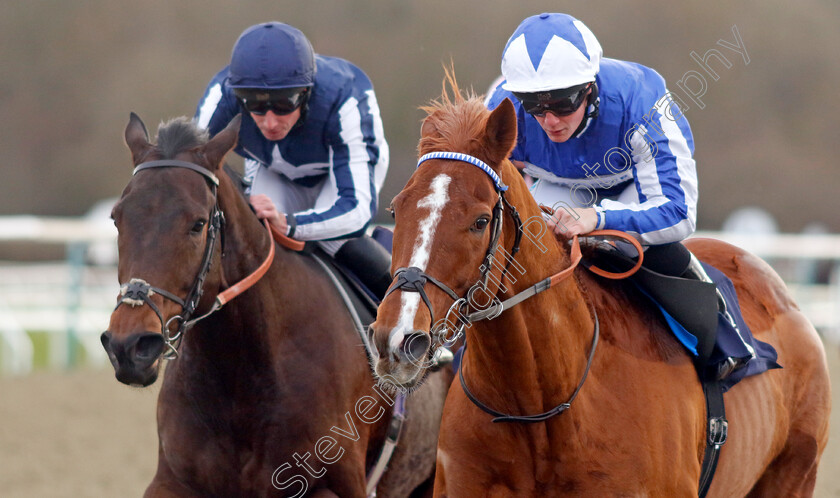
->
[513,82,592,117]
[234,87,309,116]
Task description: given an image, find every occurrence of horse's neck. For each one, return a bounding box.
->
[465,277,593,406]
[463,181,596,412]
[180,176,303,369]
[194,176,301,348]
[216,176,285,285]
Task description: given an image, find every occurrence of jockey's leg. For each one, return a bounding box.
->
[681,249,757,375]
[334,235,393,300]
[646,242,756,378]
[638,241,691,276]
[529,178,755,379]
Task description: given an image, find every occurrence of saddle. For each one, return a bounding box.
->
[307,245,379,327]
[309,225,395,321]
[580,240,780,386]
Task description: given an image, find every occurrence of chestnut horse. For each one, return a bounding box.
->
[102,113,450,497]
[369,80,831,496]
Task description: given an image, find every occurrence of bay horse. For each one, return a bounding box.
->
[369,78,831,496]
[101,113,451,497]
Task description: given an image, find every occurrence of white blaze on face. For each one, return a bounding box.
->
[390,174,452,350]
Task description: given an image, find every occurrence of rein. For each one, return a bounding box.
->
[114,160,276,359]
[387,151,642,423]
[460,307,599,423]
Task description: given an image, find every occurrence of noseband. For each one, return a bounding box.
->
[114,160,275,359]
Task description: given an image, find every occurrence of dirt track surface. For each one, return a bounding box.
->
[1,346,839,497]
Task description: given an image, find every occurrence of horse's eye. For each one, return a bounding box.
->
[386,205,395,219]
[471,216,490,232]
[190,219,207,234]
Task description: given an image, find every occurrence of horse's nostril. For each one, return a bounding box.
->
[100,331,111,351]
[100,331,120,368]
[135,333,165,361]
[401,332,431,364]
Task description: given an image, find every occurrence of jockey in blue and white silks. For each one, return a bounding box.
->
[194,22,394,300]
[486,13,756,373]
[486,13,697,248]
[195,22,388,254]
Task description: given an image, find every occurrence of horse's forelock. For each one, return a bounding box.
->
[418,98,489,155]
[155,117,209,159]
[418,68,490,156]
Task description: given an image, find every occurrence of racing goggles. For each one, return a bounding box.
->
[234,87,309,116]
[513,82,592,117]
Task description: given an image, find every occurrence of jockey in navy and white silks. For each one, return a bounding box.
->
[486,13,697,247]
[195,22,389,257]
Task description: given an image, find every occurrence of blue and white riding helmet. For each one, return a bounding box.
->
[501,13,602,93]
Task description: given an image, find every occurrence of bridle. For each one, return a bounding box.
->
[384,152,524,343]
[113,159,275,359]
[385,151,642,424]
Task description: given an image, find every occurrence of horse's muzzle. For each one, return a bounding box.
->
[369,325,432,388]
[100,330,165,386]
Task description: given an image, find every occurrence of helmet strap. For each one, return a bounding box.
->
[570,82,599,139]
[291,89,313,131]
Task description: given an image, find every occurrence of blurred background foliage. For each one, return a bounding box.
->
[1,0,837,232]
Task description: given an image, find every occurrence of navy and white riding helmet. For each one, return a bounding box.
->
[229,22,316,89]
[501,13,602,93]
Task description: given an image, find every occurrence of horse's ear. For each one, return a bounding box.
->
[484,98,517,168]
[203,114,241,171]
[125,112,151,165]
[420,114,440,139]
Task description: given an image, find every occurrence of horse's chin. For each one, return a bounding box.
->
[113,360,161,387]
[373,360,427,391]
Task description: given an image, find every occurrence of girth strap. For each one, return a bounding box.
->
[365,393,406,497]
[699,379,727,497]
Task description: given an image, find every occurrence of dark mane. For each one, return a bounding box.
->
[418,68,490,158]
[155,117,208,159]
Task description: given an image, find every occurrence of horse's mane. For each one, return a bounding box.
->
[155,117,209,159]
[418,68,492,158]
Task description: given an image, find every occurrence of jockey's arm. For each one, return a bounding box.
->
[249,194,288,234]
[282,91,389,241]
[547,207,599,237]
[597,121,697,245]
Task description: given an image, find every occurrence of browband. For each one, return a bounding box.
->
[417,152,508,192]
[133,160,220,186]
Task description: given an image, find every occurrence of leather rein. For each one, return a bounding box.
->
[113,160,284,359]
[387,151,642,423]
